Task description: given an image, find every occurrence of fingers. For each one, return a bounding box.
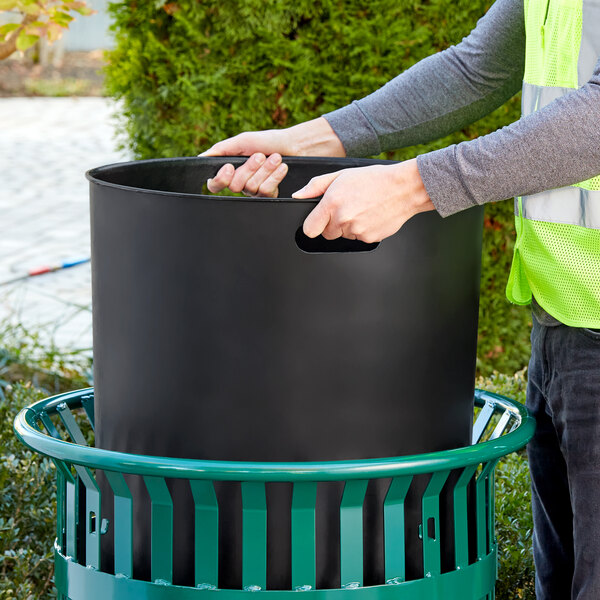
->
[292,172,342,238]
[207,163,235,193]
[243,154,286,196]
[253,162,288,197]
[228,153,268,192]
[206,163,235,193]
[206,153,288,197]
[291,171,340,200]
[302,201,332,239]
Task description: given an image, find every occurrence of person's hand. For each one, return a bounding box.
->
[292,159,435,243]
[199,117,345,197]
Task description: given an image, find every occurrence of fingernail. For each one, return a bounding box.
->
[269,154,281,165]
[255,154,266,164]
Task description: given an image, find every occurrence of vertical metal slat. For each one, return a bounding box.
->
[421,471,450,578]
[65,476,78,560]
[143,476,174,584]
[475,462,497,560]
[453,464,478,570]
[241,481,267,590]
[340,480,369,587]
[489,411,512,440]
[56,402,88,446]
[291,481,317,590]
[189,480,219,588]
[104,471,133,578]
[38,413,74,555]
[472,401,495,444]
[80,393,95,431]
[383,476,412,583]
[72,467,101,570]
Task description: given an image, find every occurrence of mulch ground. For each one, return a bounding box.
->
[0,50,106,97]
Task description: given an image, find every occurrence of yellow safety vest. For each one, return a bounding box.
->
[506,0,600,327]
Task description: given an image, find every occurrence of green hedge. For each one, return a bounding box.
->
[105,0,532,376]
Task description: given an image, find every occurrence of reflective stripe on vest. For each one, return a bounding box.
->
[520,0,600,219]
[506,0,600,326]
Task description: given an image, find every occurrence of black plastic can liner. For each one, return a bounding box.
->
[87,157,484,589]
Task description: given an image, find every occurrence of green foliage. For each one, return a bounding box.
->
[105,0,531,376]
[0,383,57,599]
[0,324,92,597]
[479,370,535,599]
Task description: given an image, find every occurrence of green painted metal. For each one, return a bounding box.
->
[54,544,498,599]
[291,482,317,590]
[56,471,66,553]
[105,470,134,578]
[421,471,450,577]
[80,393,95,432]
[57,401,88,446]
[340,480,369,587]
[65,477,78,560]
[490,411,512,441]
[452,465,478,570]
[37,411,73,556]
[472,401,495,445]
[383,476,412,583]
[190,480,219,588]
[57,401,102,569]
[241,482,267,590]
[14,388,535,599]
[14,389,536,482]
[475,462,497,560]
[144,476,174,584]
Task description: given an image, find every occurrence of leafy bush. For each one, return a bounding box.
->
[1,383,57,599]
[0,324,91,598]
[478,369,535,600]
[104,0,532,376]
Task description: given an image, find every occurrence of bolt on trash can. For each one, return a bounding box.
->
[85,156,485,589]
[14,387,535,600]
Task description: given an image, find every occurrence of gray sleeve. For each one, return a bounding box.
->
[323,0,526,157]
[419,59,600,216]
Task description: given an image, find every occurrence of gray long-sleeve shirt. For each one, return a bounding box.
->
[323,0,600,217]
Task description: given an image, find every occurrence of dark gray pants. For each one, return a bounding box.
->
[527,308,600,600]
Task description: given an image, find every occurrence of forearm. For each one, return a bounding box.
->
[418,60,600,216]
[323,0,525,157]
[287,117,346,157]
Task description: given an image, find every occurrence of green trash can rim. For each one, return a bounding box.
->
[14,388,535,482]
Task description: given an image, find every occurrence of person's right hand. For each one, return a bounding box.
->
[199,117,346,198]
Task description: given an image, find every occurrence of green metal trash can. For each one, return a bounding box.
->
[15,388,534,600]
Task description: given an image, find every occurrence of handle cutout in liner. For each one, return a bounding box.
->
[295,227,380,254]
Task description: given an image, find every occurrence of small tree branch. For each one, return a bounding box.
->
[0,14,37,61]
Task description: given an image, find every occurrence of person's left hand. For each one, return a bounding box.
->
[292,158,435,243]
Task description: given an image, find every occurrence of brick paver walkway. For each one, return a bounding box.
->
[0,97,131,353]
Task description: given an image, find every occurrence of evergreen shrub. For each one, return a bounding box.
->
[105,0,531,375]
